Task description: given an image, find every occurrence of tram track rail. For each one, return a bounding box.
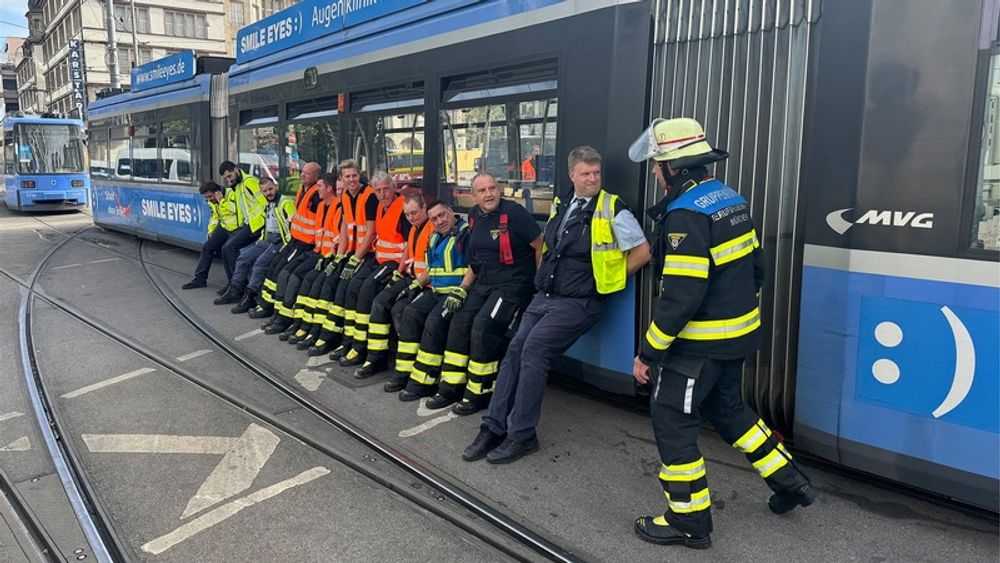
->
[135,240,585,563]
[1,220,583,561]
[0,465,61,562]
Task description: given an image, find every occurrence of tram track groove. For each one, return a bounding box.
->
[0,465,61,562]
[3,227,129,563]
[4,228,569,561]
[136,241,586,562]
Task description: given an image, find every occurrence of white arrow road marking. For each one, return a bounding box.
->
[399,413,459,438]
[295,369,326,391]
[141,466,330,555]
[181,424,280,518]
[82,434,238,454]
[176,349,211,362]
[61,367,157,399]
[417,397,449,417]
[0,412,25,423]
[0,437,30,451]
[235,329,263,341]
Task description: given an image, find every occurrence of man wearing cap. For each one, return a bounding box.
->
[628,117,815,549]
[461,146,650,464]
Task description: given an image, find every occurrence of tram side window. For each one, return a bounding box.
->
[238,106,279,188]
[131,124,159,181]
[89,127,110,178]
[351,112,425,192]
[440,99,558,217]
[161,118,193,185]
[110,126,131,179]
[286,96,340,194]
[971,51,1000,251]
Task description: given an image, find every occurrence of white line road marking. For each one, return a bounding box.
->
[0,437,30,451]
[235,329,263,341]
[0,412,25,423]
[182,424,280,518]
[61,367,157,399]
[87,258,120,264]
[305,356,332,368]
[399,413,459,438]
[176,349,211,362]
[141,466,330,555]
[82,434,239,455]
[51,263,82,270]
[294,369,326,391]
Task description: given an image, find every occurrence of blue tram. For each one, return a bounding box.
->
[2,113,89,211]
[89,0,1000,511]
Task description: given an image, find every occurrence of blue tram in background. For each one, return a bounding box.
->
[88,0,1000,511]
[2,113,89,211]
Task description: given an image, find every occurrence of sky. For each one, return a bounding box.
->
[0,0,29,62]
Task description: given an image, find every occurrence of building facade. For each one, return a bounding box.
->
[17,0,237,117]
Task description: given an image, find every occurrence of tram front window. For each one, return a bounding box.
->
[972,51,1000,252]
[440,98,557,217]
[14,123,86,174]
[351,112,424,191]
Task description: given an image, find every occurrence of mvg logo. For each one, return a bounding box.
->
[825,208,934,235]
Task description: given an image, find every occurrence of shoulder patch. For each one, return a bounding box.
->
[667,233,687,250]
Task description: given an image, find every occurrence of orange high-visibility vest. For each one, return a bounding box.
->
[315,198,342,256]
[290,184,320,244]
[408,220,435,277]
[340,185,376,254]
[374,196,407,264]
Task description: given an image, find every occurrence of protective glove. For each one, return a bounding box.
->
[399,278,423,302]
[442,286,468,314]
[384,270,406,290]
[340,255,362,280]
[314,257,326,272]
[323,254,346,276]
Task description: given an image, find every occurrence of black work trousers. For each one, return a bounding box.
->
[365,277,414,366]
[220,224,258,283]
[194,227,230,282]
[349,261,399,354]
[390,290,445,391]
[650,356,809,537]
[483,294,604,442]
[333,255,376,349]
[438,283,533,404]
[273,252,320,320]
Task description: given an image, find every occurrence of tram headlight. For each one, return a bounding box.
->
[71,179,85,187]
[20,180,35,189]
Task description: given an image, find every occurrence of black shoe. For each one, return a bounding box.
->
[263,319,291,335]
[462,426,506,462]
[354,360,387,379]
[307,339,333,356]
[768,484,816,514]
[383,376,407,393]
[278,322,300,341]
[633,516,711,549]
[249,305,273,319]
[182,279,207,290]
[231,293,256,314]
[329,345,349,361]
[452,398,482,416]
[486,436,539,464]
[339,349,365,367]
[296,335,317,350]
[216,284,229,296]
[399,387,433,402]
[426,393,458,410]
[214,285,243,305]
[287,328,309,345]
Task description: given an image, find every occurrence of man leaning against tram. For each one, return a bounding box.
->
[462,145,651,464]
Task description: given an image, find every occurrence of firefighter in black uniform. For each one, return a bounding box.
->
[426,172,543,413]
[629,118,815,549]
